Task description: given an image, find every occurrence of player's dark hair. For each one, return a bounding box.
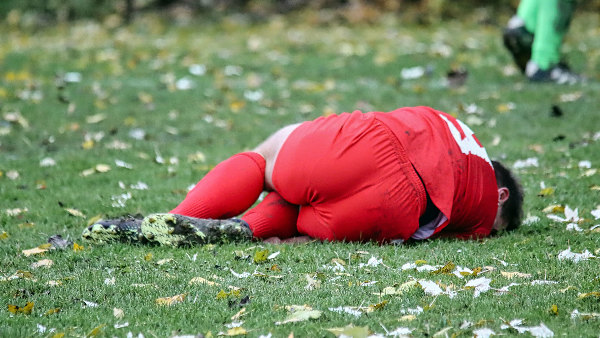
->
[492,160,524,232]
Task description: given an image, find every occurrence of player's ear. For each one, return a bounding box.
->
[498,187,510,205]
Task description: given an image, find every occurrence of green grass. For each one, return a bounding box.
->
[1,11,600,337]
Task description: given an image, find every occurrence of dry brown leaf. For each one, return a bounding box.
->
[31,259,53,269]
[22,247,49,257]
[501,271,532,279]
[156,293,186,306]
[113,308,124,319]
[65,208,86,218]
[189,277,220,286]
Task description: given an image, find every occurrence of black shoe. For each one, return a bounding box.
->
[140,213,253,246]
[526,61,583,84]
[82,215,145,243]
[502,16,534,74]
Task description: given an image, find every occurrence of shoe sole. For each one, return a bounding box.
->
[141,213,252,247]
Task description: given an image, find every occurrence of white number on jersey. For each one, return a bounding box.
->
[439,114,492,167]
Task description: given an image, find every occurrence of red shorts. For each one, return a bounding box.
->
[272,111,427,242]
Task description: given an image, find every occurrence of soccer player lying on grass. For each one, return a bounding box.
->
[82,106,523,246]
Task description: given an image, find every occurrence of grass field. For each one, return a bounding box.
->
[1,9,600,337]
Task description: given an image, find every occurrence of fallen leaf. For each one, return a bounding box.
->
[7,301,34,315]
[223,327,247,336]
[189,277,220,286]
[538,187,555,197]
[275,309,322,325]
[113,308,124,319]
[31,259,53,269]
[65,208,85,218]
[73,243,84,251]
[231,308,246,321]
[253,249,269,264]
[577,292,600,300]
[22,247,49,257]
[0,231,9,240]
[549,304,558,316]
[44,308,61,316]
[156,293,186,306]
[432,261,455,274]
[87,324,105,337]
[501,271,532,279]
[326,324,369,338]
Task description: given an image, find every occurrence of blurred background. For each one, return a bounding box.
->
[2,0,599,26]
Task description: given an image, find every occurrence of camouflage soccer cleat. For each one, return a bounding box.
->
[140,213,253,247]
[82,215,145,243]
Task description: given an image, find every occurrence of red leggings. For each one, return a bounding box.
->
[170,112,426,242]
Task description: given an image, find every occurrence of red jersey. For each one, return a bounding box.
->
[375,106,498,239]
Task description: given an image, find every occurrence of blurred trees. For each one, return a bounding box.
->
[1,0,598,24]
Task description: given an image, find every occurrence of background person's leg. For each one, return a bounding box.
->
[517,0,539,32]
[241,191,299,239]
[170,152,266,219]
[529,0,573,70]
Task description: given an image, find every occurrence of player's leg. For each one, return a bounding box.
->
[83,124,300,245]
[169,151,266,218]
[241,191,300,239]
[140,123,305,246]
[525,0,580,83]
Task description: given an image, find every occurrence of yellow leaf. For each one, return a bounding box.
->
[138,92,153,104]
[73,243,84,251]
[369,300,388,311]
[144,253,153,261]
[87,324,105,337]
[542,205,564,213]
[156,293,186,306]
[0,231,8,240]
[189,277,220,286]
[578,292,600,300]
[8,301,34,315]
[225,327,247,336]
[22,247,48,256]
[538,187,555,197]
[399,314,417,321]
[331,258,346,266]
[229,101,245,112]
[550,304,559,316]
[471,267,482,276]
[275,309,322,325]
[44,308,61,316]
[216,290,228,300]
[51,333,65,338]
[415,259,427,265]
[18,222,35,229]
[253,249,269,264]
[496,103,515,113]
[432,261,455,274]
[231,308,246,321]
[95,164,111,173]
[82,139,95,150]
[65,208,86,218]
[501,271,532,279]
[559,286,578,293]
[326,324,370,338]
